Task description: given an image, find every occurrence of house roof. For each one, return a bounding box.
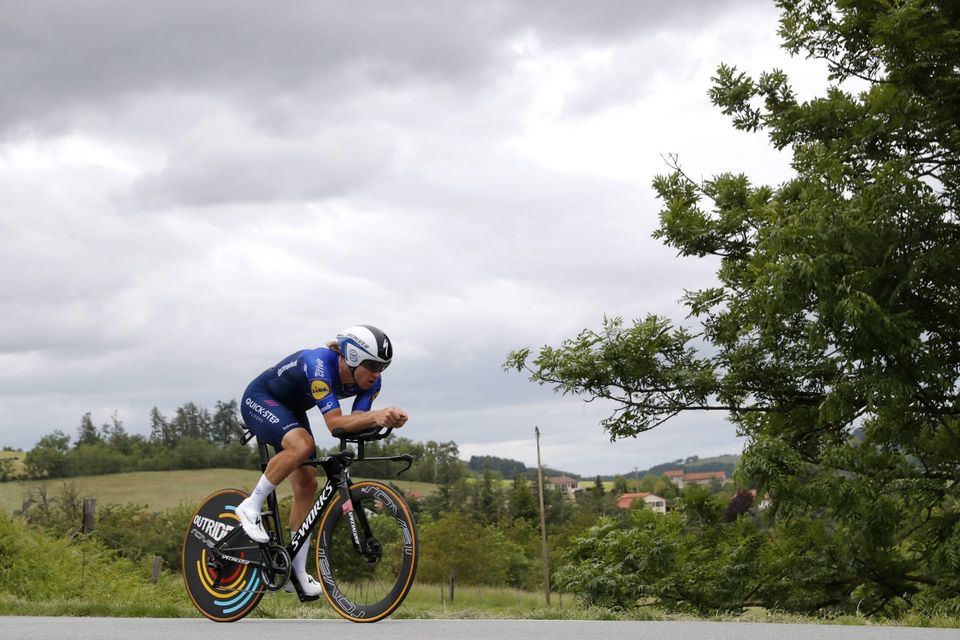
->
[616,492,665,509]
[547,476,578,485]
[664,469,685,477]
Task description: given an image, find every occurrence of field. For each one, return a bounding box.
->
[2,467,959,627]
[0,468,438,515]
[0,449,25,473]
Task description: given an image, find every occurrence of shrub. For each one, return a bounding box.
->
[0,512,182,610]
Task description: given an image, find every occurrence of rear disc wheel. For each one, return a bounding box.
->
[182,489,266,622]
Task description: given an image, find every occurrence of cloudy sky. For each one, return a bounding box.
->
[0,1,829,477]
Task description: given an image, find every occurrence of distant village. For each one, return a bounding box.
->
[546,468,770,513]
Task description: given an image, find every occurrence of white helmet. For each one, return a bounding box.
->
[336,325,393,372]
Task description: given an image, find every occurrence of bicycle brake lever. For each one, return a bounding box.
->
[396,453,413,476]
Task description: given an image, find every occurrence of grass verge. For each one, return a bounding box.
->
[2,512,958,626]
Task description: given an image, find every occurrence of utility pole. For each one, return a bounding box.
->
[535,426,551,606]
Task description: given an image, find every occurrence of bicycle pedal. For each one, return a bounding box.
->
[298,593,322,603]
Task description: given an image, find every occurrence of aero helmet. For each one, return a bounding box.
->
[336,325,393,372]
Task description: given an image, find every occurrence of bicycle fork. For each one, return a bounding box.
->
[338,484,381,564]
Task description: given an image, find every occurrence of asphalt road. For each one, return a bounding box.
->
[2,618,958,640]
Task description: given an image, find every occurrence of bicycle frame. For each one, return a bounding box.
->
[183,424,418,622]
[210,428,412,600]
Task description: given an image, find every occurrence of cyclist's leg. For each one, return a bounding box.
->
[286,467,323,597]
[237,388,310,542]
[288,460,318,527]
[283,411,317,532]
[272,418,322,597]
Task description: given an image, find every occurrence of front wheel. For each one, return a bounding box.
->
[315,481,418,622]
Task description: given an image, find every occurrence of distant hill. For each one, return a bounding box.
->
[466,452,741,482]
[603,454,741,481]
[467,455,582,480]
[467,455,527,477]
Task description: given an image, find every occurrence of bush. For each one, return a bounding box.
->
[418,512,525,587]
[94,502,195,572]
[21,483,84,538]
[20,483,195,572]
[0,512,183,610]
[555,507,765,614]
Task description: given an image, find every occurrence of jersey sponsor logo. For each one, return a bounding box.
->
[276,359,298,377]
[311,380,331,400]
[314,360,325,378]
[321,400,335,412]
[244,397,280,424]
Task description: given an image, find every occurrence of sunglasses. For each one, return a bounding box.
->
[359,360,389,373]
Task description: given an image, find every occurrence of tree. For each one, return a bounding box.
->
[210,399,245,446]
[583,475,616,514]
[0,457,16,482]
[75,412,100,447]
[100,412,140,455]
[556,509,766,614]
[470,469,506,525]
[418,440,464,484]
[506,0,960,615]
[612,474,629,494]
[23,431,71,478]
[723,489,756,523]
[149,406,175,447]
[592,476,605,496]
[170,402,211,442]
[417,511,520,586]
[467,454,527,477]
[507,472,539,523]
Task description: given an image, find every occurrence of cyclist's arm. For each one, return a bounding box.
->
[321,407,407,434]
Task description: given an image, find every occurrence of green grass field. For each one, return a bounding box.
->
[0,468,438,515]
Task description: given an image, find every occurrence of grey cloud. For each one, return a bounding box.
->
[125,123,395,208]
[0,0,777,468]
[1,2,496,134]
[1,0,751,135]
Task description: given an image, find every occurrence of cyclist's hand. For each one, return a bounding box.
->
[376,407,408,428]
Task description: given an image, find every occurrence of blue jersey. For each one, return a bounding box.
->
[250,347,380,415]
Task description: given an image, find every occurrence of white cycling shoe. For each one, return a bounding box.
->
[235,500,269,543]
[285,573,323,597]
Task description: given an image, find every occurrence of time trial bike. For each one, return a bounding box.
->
[181,426,418,623]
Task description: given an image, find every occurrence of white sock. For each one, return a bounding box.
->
[245,474,276,511]
[292,538,311,575]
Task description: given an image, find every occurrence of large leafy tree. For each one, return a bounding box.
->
[507,0,960,613]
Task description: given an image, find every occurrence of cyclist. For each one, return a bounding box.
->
[235,324,409,597]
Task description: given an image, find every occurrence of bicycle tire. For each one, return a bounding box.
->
[315,481,418,622]
[181,488,266,622]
